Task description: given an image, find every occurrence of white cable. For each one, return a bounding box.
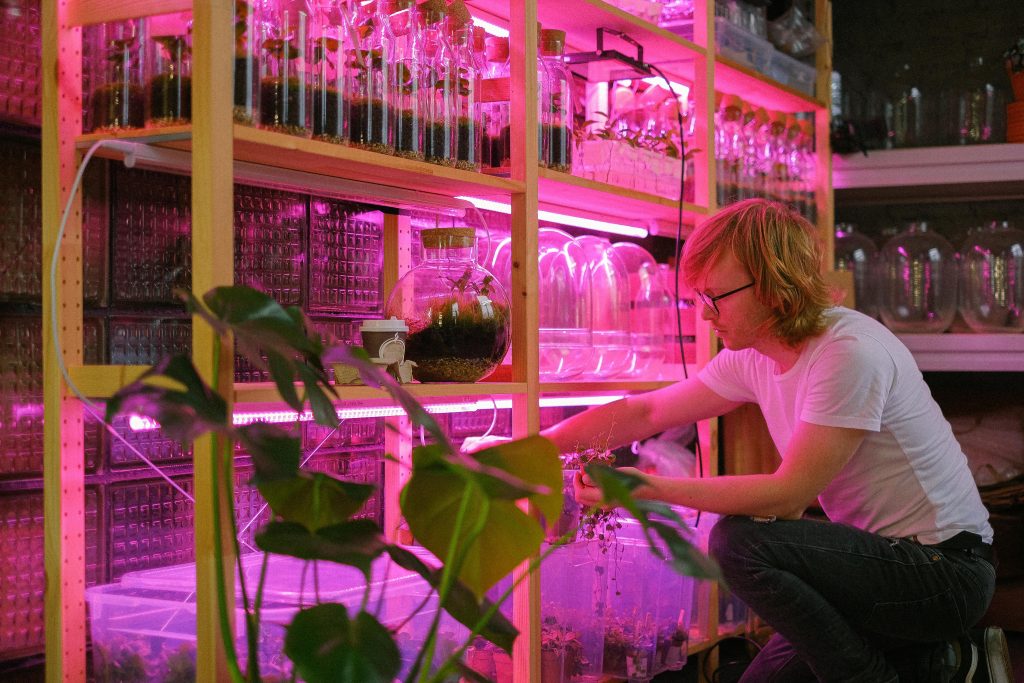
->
[49,139,196,504]
[478,396,499,440]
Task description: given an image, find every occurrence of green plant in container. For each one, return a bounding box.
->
[105,285,717,683]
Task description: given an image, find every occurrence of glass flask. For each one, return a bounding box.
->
[834,223,879,319]
[577,235,632,379]
[85,19,146,132]
[538,28,574,172]
[391,0,426,160]
[878,222,958,333]
[308,0,354,143]
[658,263,691,367]
[146,12,191,126]
[259,0,310,136]
[959,221,1024,333]
[609,242,667,378]
[385,228,510,382]
[349,0,396,153]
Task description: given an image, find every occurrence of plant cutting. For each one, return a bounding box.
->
[104,284,717,683]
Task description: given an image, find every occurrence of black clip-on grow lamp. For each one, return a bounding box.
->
[563,27,654,82]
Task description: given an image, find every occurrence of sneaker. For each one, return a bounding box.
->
[971,626,1014,683]
[946,635,979,682]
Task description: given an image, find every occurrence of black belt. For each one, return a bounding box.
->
[931,531,995,565]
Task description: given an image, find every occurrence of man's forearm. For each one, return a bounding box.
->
[540,395,655,455]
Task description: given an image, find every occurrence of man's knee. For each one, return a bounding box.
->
[709,515,763,569]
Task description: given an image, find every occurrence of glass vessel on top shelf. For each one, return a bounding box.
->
[85,19,147,133]
[539,28,574,173]
[259,0,310,136]
[578,235,632,379]
[146,12,192,127]
[959,221,1024,333]
[391,0,426,160]
[307,0,355,143]
[349,0,397,153]
[451,23,482,171]
[878,222,957,333]
[385,228,510,383]
[833,223,878,320]
[233,0,261,125]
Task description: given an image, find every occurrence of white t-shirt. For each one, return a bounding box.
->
[698,307,992,545]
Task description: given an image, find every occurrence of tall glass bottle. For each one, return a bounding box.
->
[391,0,426,159]
[451,24,482,171]
[422,12,456,165]
[259,0,310,136]
[308,0,353,143]
[233,0,260,125]
[715,94,743,207]
[481,36,510,171]
[146,12,191,126]
[350,0,397,153]
[538,28,574,172]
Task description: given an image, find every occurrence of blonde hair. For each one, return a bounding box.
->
[681,199,833,346]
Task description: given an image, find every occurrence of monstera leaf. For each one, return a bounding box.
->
[401,436,561,599]
[257,471,376,533]
[285,604,400,683]
[256,520,386,578]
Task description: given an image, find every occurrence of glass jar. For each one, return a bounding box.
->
[537,228,592,380]
[233,0,261,125]
[959,221,1024,333]
[834,223,879,319]
[451,24,482,171]
[482,36,510,171]
[421,10,456,165]
[385,228,510,382]
[538,28,574,172]
[146,12,191,126]
[577,235,631,379]
[609,242,667,378]
[259,0,311,136]
[391,0,426,160]
[349,0,396,152]
[308,0,354,143]
[878,222,957,333]
[85,19,146,132]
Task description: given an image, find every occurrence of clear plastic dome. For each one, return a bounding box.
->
[577,235,632,379]
[537,229,592,380]
[609,242,668,378]
[878,222,957,333]
[958,220,1024,333]
[834,223,879,319]
[385,227,510,382]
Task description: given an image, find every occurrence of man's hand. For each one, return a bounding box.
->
[460,435,512,454]
[573,470,604,507]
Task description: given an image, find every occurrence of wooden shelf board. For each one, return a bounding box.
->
[897,333,1024,372]
[236,381,528,405]
[539,168,705,234]
[714,56,826,113]
[833,144,1024,203]
[539,379,674,393]
[468,0,703,82]
[69,0,190,27]
[68,365,150,398]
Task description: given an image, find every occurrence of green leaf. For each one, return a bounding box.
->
[104,354,229,445]
[255,520,386,576]
[285,605,400,683]
[473,436,563,523]
[383,545,518,651]
[240,422,301,482]
[258,472,375,532]
[401,456,543,599]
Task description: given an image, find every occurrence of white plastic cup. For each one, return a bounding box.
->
[360,317,409,363]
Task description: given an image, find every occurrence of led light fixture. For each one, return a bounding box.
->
[455,196,649,238]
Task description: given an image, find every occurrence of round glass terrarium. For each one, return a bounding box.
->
[385,227,510,382]
[834,223,879,319]
[878,222,958,333]
[959,221,1024,333]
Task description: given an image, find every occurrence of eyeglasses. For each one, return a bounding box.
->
[696,282,754,315]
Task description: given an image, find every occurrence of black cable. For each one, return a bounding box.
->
[647,63,703,526]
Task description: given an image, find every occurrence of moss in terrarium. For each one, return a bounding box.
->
[259,76,308,136]
[148,72,192,125]
[161,644,196,683]
[311,84,346,141]
[404,296,509,382]
[395,109,425,160]
[542,122,572,173]
[455,115,481,170]
[488,125,511,170]
[93,641,149,683]
[90,82,146,131]
[424,121,455,166]
[349,96,395,154]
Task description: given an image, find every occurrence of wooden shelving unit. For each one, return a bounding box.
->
[42,0,832,681]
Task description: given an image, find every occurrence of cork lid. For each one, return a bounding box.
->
[540,28,565,54]
[421,227,476,248]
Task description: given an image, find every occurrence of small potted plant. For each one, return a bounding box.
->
[540,616,585,683]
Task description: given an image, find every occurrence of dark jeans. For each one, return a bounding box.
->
[709,516,996,683]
